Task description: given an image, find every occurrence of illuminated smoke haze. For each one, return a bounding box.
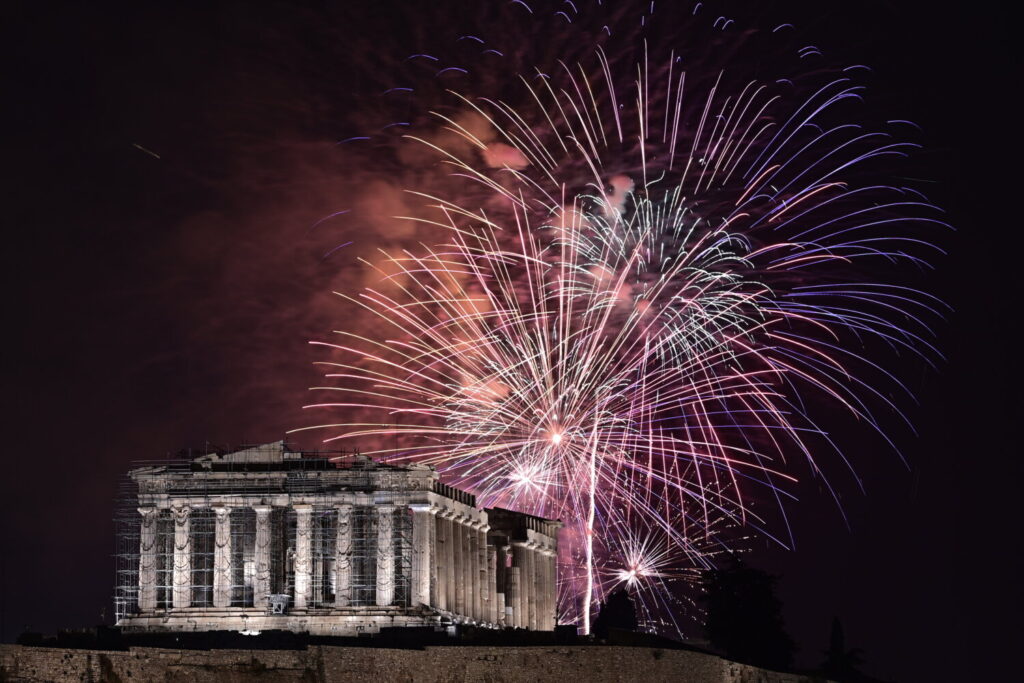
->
[290,1,947,635]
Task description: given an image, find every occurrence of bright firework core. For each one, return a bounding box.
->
[619,568,642,586]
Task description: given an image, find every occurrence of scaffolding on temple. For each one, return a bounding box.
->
[113,441,560,637]
[113,443,417,625]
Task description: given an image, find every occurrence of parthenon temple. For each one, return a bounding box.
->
[114,442,561,636]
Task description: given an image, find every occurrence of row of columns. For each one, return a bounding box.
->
[137,501,557,629]
[498,540,557,630]
[138,503,401,612]
[428,506,497,624]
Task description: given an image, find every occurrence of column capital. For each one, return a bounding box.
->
[292,503,314,512]
[376,503,397,512]
[211,505,232,516]
[334,502,354,512]
[137,507,158,518]
[252,504,273,514]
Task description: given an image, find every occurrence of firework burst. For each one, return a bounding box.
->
[292,1,946,637]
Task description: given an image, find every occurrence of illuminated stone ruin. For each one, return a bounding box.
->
[114,441,560,636]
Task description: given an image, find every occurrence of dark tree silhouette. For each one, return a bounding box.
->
[821,617,866,681]
[703,557,795,671]
[592,587,638,638]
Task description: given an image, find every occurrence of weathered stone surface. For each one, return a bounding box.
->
[137,508,158,612]
[171,505,191,609]
[0,644,831,683]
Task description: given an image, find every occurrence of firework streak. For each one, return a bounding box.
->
[292,1,947,636]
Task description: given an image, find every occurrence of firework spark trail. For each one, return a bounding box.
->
[293,1,947,636]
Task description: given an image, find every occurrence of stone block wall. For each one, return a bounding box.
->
[0,644,829,682]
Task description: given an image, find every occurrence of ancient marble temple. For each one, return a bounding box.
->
[114,442,561,636]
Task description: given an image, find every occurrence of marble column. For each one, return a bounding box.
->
[462,519,473,618]
[535,545,545,629]
[486,538,497,624]
[541,548,554,629]
[253,506,272,609]
[293,504,313,610]
[434,511,448,610]
[212,507,232,608]
[375,505,395,606]
[428,506,438,606]
[410,505,434,607]
[507,564,521,628]
[453,515,465,616]
[552,549,560,628]
[137,507,158,612]
[549,549,559,628]
[443,511,457,612]
[468,522,480,620]
[478,524,489,622]
[526,543,538,630]
[171,505,191,609]
[512,543,531,629]
[334,504,353,607]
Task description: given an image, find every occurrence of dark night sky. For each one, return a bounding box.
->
[2,2,1020,682]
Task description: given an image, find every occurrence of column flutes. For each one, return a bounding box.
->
[434,511,448,610]
[171,505,191,609]
[334,504,353,607]
[508,563,521,628]
[453,514,466,616]
[525,542,538,630]
[550,548,559,629]
[477,523,489,623]
[444,511,457,613]
[542,547,556,629]
[253,506,272,609]
[410,505,434,607]
[293,504,313,610]
[485,532,496,624]
[212,506,232,608]
[137,507,158,612]
[375,505,395,606]
[463,518,474,618]
[468,521,480,620]
[511,544,527,628]
[428,505,438,606]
